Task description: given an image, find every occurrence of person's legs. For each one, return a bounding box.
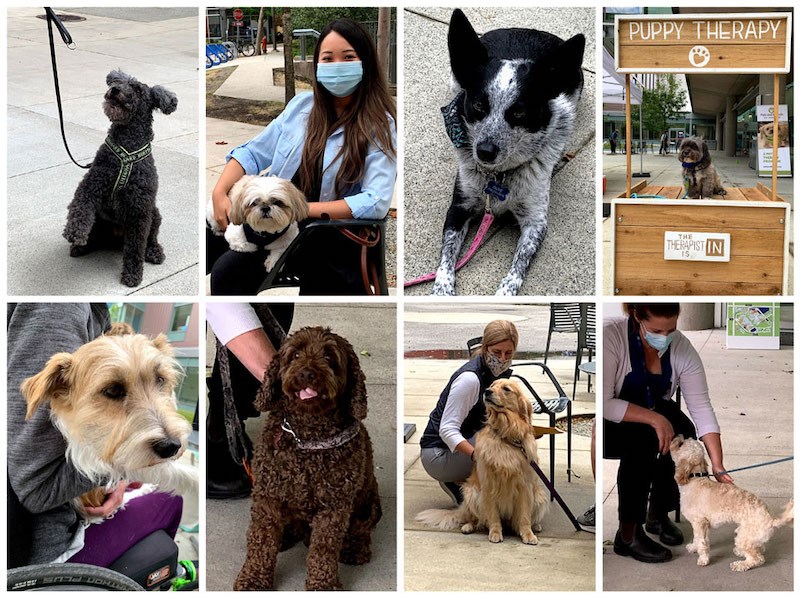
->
[67,493,182,568]
[210,248,268,295]
[420,440,475,505]
[577,418,596,531]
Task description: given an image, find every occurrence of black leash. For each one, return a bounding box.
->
[45,7,92,169]
[528,459,582,532]
[689,455,793,479]
[217,304,287,482]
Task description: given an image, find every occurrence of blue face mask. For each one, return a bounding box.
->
[642,325,674,357]
[316,61,363,97]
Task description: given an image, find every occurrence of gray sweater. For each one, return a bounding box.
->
[7,303,110,564]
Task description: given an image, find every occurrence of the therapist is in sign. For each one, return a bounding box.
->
[616,13,791,74]
[664,231,731,262]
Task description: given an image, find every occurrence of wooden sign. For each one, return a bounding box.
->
[616,13,791,73]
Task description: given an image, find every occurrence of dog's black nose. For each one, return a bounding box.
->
[261,206,271,217]
[476,142,499,163]
[298,369,317,385]
[152,438,181,458]
[483,389,494,398]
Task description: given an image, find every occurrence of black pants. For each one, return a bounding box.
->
[206,226,366,296]
[206,304,294,477]
[604,399,696,524]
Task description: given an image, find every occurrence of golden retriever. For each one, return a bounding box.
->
[671,435,793,571]
[416,378,549,544]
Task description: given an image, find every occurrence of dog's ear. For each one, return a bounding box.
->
[448,9,488,91]
[701,139,710,160]
[106,69,131,87]
[107,322,135,336]
[150,85,178,115]
[539,34,585,92]
[21,353,73,419]
[673,445,694,486]
[283,181,309,221]
[228,176,251,225]
[340,335,368,421]
[151,333,174,357]
[254,357,283,413]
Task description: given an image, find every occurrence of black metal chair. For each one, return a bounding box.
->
[572,303,596,400]
[544,303,582,364]
[257,218,388,295]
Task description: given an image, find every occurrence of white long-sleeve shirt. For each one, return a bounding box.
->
[206,303,262,346]
[603,317,720,438]
[438,372,481,452]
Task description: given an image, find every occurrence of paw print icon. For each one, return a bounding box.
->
[688,45,711,68]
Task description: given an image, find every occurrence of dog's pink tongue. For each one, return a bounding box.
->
[299,387,318,400]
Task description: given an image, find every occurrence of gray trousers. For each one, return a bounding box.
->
[420,436,476,483]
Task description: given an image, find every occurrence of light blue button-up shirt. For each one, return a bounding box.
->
[227,92,396,220]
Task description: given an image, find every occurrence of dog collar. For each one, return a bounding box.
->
[688,471,710,479]
[104,136,152,198]
[243,223,291,246]
[681,160,708,171]
[279,418,360,450]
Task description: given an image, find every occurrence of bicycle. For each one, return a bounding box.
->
[234,37,255,57]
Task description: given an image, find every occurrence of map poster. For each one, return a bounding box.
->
[726,303,781,349]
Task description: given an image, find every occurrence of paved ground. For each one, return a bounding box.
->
[205,304,397,591]
[7,8,199,295]
[403,304,596,591]
[403,7,596,295]
[602,326,794,591]
[602,150,794,295]
[206,51,397,293]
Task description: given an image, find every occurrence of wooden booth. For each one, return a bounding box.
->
[612,12,791,295]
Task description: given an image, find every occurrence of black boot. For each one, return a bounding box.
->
[207,435,252,500]
[614,525,672,563]
[645,513,684,546]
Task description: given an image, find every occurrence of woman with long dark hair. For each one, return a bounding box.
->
[208,18,396,295]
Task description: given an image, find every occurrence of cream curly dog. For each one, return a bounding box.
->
[671,436,793,571]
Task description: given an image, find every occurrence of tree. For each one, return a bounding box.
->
[256,7,265,55]
[377,7,391,79]
[283,8,295,103]
[634,74,687,139]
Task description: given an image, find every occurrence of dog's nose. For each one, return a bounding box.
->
[483,389,493,398]
[152,437,181,458]
[476,142,499,163]
[298,369,317,385]
[261,206,271,217]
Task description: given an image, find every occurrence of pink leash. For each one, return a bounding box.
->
[404,211,495,288]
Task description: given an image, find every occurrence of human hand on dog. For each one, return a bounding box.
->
[650,413,674,455]
[83,482,131,518]
[713,470,734,484]
[212,191,232,232]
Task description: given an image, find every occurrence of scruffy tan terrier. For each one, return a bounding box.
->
[22,329,197,518]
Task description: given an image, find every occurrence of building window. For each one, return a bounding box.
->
[168,304,193,342]
[108,303,145,332]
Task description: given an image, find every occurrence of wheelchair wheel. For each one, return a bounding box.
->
[8,563,144,591]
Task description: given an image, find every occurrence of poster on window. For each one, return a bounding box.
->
[726,303,780,350]
[756,104,791,178]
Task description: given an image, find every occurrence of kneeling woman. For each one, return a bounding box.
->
[208,18,397,295]
[419,320,518,504]
[604,303,733,564]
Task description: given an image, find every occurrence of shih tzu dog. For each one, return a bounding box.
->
[22,330,198,520]
[678,137,726,199]
[207,175,309,273]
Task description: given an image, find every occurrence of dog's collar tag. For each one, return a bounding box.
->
[441,91,470,149]
[484,178,509,202]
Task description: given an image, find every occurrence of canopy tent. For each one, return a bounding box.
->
[602,46,641,111]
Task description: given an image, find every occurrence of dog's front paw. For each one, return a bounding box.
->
[461,522,475,534]
[70,244,92,257]
[697,554,709,567]
[63,225,89,247]
[306,578,342,591]
[495,274,522,296]
[234,571,273,591]
[145,244,165,264]
[488,528,503,543]
[520,530,539,545]
[121,271,143,287]
[730,560,751,572]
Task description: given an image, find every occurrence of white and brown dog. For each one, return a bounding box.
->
[22,328,197,519]
[207,175,308,273]
[671,435,793,571]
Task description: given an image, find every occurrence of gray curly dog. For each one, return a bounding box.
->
[63,70,178,287]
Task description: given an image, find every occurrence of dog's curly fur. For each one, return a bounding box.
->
[234,327,381,591]
[63,70,177,287]
[671,436,793,571]
[678,137,726,199]
[416,379,549,544]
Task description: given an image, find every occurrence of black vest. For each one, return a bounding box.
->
[419,355,511,450]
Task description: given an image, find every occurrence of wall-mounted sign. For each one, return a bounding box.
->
[663,231,730,262]
[756,104,792,178]
[616,13,791,74]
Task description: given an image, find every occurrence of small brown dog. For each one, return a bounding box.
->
[671,436,793,571]
[678,137,726,198]
[416,378,549,544]
[22,328,197,518]
[234,327,381,591]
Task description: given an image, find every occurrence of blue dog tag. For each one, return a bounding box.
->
[484,178,509,201]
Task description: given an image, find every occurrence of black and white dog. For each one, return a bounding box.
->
[432,10,585,295]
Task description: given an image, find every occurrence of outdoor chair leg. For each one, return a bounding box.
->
[549,414,556,501]
[567,403,572,483]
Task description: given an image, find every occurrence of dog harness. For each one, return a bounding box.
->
[279,418,361,450]
[104,136,152,198]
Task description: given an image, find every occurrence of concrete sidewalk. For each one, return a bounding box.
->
[403,303,596,591]
[205,304,397,591]
[403,7,596,295]
[602,327,794,591]
[205,55,398,291]
[7,8,199,295]
[602,150,794,294]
